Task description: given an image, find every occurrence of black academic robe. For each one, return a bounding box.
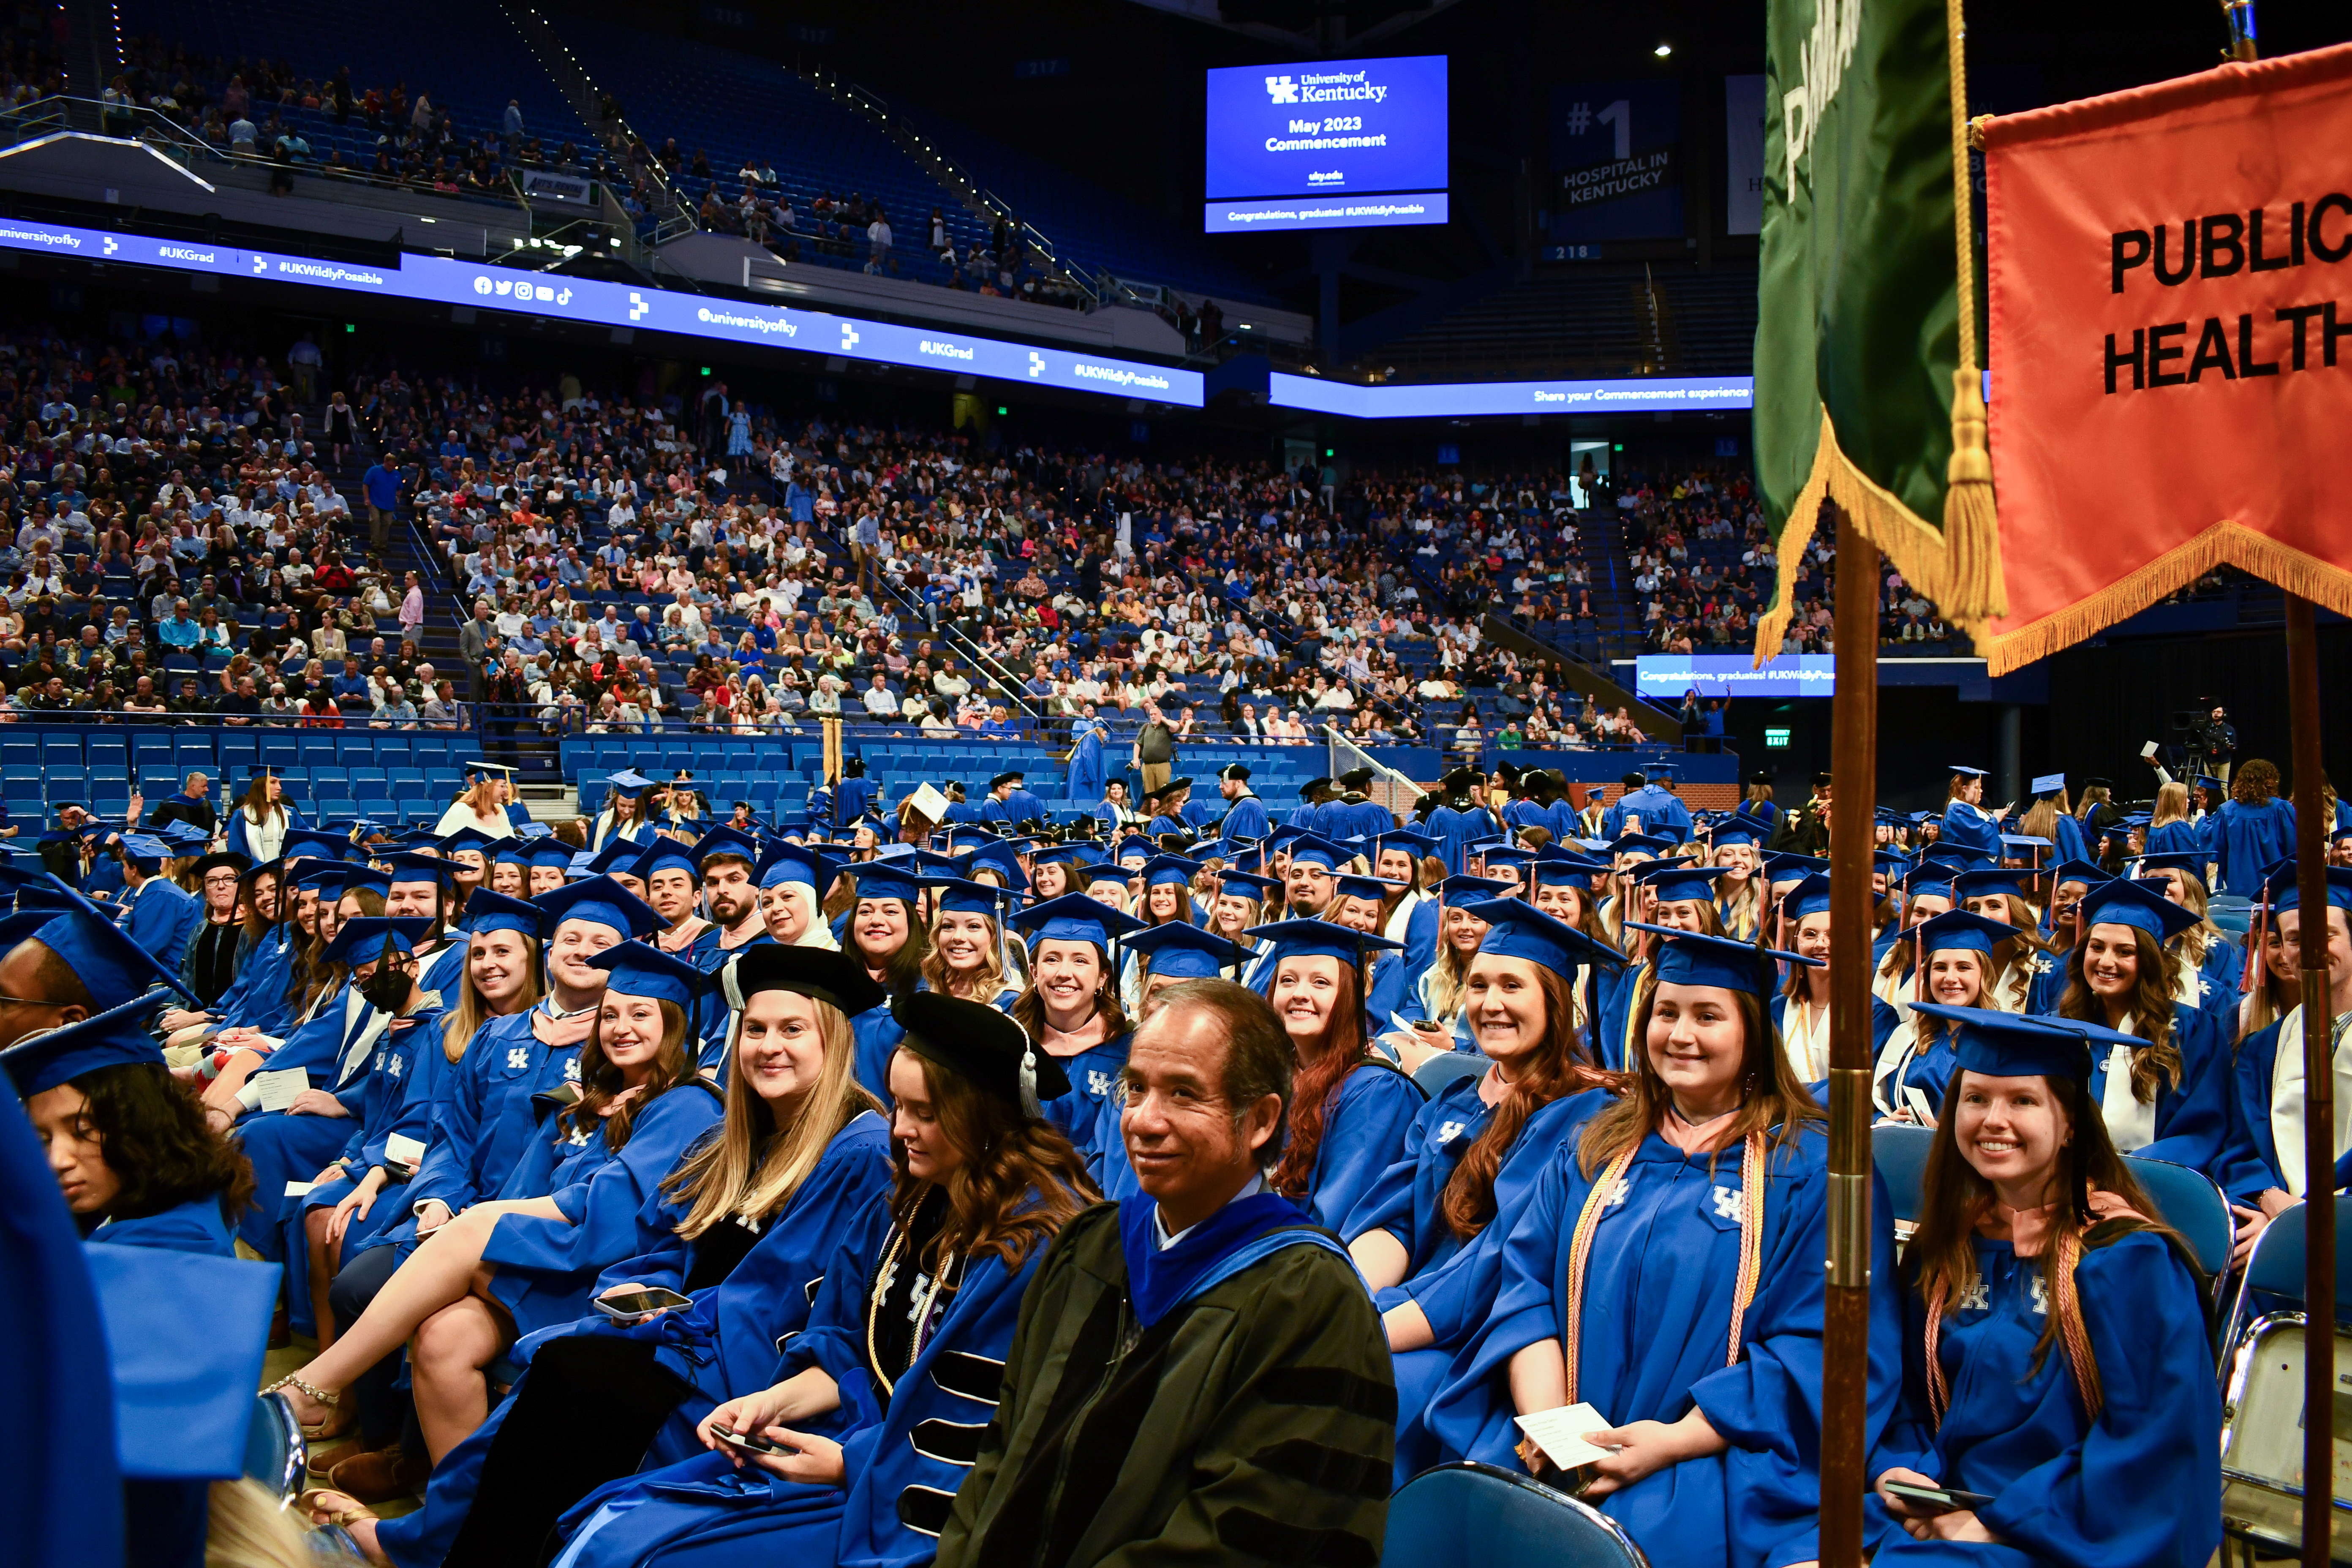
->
[936,1198,1394,1568]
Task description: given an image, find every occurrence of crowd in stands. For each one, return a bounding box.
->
[0,316,459,726]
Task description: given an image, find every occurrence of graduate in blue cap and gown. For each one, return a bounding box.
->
[272,918,446,1336]
[1402,874,1511,1054]
[1872,911,2022,1126]
[1342,899,1625,1483]
[5,988,254,1256]
[919,876,1022,1013]
[542,993,1096,1568]
[1865,1004,2221,1568]
[2051,878,2236,1180]
[1769,874,1900,1097]
[1707,815,1769,940]
[381,851,474,998]
[589,772,660,852]
[357,946,900,1568]
[1592,859,1725,1073]
[1214,761,1270,848]
[1008,893,1148,1160]
[825,855,932,1100]
[2221,866,2352,1230]
[685,827,769,972]
[2028,860,2110,1016]
[1118,853,1203,1010]
[115,830,204,962]
[1243,917,1418,1231]
[1427,926,1904,1568]
[273,939,723,1465]
[2127,850,2243,1016]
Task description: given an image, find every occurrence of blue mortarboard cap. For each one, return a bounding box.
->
[438,827,498,859]
[1374,826,1441,853]
[925,875,1013,917]
[1141,854,1198,890]
[1073,859,1131,890]
[87,1245,278,1481]
[585,837,651,878]
[1459,899,1625,977]
[456,888,540,937]
[22,877,198,1007]
[533,875,664,939]
[1947,763,1988,779]
[2266,865,2352,914]
[1124,920,1241,980]
[0,987,176,1095]
[1010,893,1150,948]
[1633,858,1718,905]
[1644,762,1682,779]
[2049,858,2112,887]
[1910,909,2020,956]
[966,840,1032,893]
[1243,918,1402,969]
[1765,851,1832,882]
[493,841,532,868]
[1029,843,1089,868]
[755,841,821,890]
[282,828,354,863]
[1437,874,1511,902]
[384,851,460,886]
[1778,873,1832,923]
[2132,852,2210,882]
[607,770,654,792]
[116,833,172,866]
[336,866,394,900]
[319,915,431,968]
[1708,818,1766,849]
[1217,868,1279,899]
[2029,772,2066,796]
[1908,1000,2139,1079]
[1332,873,1404,904]
[1952,867,2030,901]
[1479,845,1538,869]
[638,839,697,879]
[587,940,705,1007]
[2000,833,2054,852]
[1284,834,1353,873]
[1611,832,1677,857]
[2075,877,2200,941]
[1115,837,1154,867]
[692,825,762,870]
[1626,923,1819,994]
[828,854,923,906]
[2195,775,2226,792]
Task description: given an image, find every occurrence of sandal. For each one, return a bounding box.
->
[267,1372,350,1439]
[295,1488,377,1530]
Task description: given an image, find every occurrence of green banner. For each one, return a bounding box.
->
[1754,0,1995,653]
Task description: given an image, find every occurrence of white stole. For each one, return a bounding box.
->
[2096,1015,2159,1153]
[1783,995,1832,1084]
[1870,1018,1937,1124]
[2269,1005,2352,1196]
[332,988,395,1089]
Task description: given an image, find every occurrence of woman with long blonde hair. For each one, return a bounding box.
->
[920,879,1018,1008]
[542,993,1094,1568]
[1427,927,1900,1568]
[343,948,898,1568]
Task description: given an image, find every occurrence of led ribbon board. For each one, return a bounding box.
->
[1269,371,1754,418]
[0,217,1204,407]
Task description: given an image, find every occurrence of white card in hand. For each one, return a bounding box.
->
[383,1133,427,1169]
[253,1067,311,1111]
[1513,1403,1617,1470]
[283,1180,313,1198]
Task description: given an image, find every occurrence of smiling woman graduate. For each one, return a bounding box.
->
[1426,926,1904,1568]
[1865,1004,2220,1568]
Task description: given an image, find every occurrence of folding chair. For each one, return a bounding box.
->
[1382,1462,1649,1568]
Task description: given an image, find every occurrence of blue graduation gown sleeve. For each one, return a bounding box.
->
[2224,1018,2287,1201]
[484,1084,725,1337]
[1220,795,1270,848]
[1040,1033,1131,1165]
[850,1000,909,1103]
[1304,1063,1424,1232]
[126,882,202,973]
[1939,801,2003,860]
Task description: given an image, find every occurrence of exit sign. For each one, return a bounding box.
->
[1764,727,1792,749]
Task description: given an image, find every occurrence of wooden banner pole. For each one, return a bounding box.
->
[2286,595,2333,1568]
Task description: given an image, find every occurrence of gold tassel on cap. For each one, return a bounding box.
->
[1938,0,2006,622]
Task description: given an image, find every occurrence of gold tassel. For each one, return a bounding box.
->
[1939,367,2005,621]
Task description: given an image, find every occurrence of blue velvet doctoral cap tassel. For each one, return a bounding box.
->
[23,877,199,1007]
[1124,920,1241,980]
[318,916,432,968]
[1458,899,1626,977]
[1624,923,1818,995]
[1907,1000,2139,1077]
[2075,876,2201,941]
[533,874,665,940]
[1011,892,1150,947]
[0,987,179,1096]
[587,940,705,1007]
[457,888,541,938]
[1239,920,1403,969]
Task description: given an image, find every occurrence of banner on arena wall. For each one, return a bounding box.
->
[1750,0,2004,662]
[1548,80,1683,242]
[1724,75,1767,236]
[1971,42,2352,674]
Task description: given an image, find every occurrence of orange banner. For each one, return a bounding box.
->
[1975,42,2352,674]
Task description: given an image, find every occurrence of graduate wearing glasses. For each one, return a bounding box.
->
[1428,927,1903,1568]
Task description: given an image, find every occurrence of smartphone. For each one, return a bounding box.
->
[593,1286,693,1319]
[1883,1481,1995,1514]
[1404,1016,1439,1031]
[713,1426,782,1454]
[537,1081,585,1108]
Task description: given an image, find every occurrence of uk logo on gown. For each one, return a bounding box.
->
[1437,1121,1467,1145]
[1711,1185,1744,1220]
[507,1046,530,1070]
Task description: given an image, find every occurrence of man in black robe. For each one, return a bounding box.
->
[936,979,1394,1568]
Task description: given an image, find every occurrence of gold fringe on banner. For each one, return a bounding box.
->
[1975,522,2352,676]
[1751,408,1961,664]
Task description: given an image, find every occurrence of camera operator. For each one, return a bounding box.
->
[2190,702,2238,786]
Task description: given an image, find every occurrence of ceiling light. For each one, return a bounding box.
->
[1654,43,1672,57]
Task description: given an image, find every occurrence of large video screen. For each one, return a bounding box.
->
[1634,654,1834,699]
[1203,54,1448,234]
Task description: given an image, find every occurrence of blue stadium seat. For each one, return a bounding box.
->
[1382,1462,1644,1568]
[44,768,87,804]
[2121,1155,2231,1284]
[41,736,82,768]
[1872,1122,1934,1228]
[259,742,298,771]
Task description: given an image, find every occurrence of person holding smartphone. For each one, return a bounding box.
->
[1867,1003,2219,1565]
[349,946,901,1568]
[545,993,1094,1568]
[1426,928,1903,1568]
